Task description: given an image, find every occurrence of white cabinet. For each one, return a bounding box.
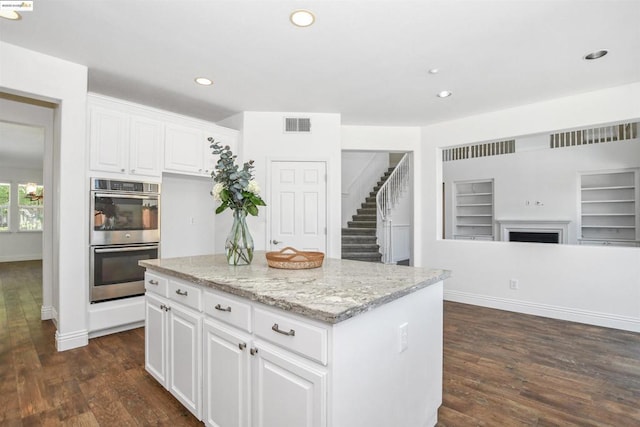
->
[453,179,495,240]
[252,341,327,427]
[89,104,163,178]
[164,124,236,177]
[145,280,202,420]
[579,169,639,246]
[203,319,251,427]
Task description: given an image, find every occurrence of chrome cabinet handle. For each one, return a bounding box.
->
[250,348,258,356]
[239,342,246,351]
[148,279,159,285]
[175,289,188,296]
[272,323,295,337]
[160,304,171,311]
[215,304,232,312]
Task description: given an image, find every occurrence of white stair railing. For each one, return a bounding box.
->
[376,153,412,264]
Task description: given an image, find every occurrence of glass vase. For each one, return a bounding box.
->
[225,209,254,265]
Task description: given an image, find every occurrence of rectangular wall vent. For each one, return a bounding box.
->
[550,122,638,149]
[284,117,311,133]
[443,139,515,162]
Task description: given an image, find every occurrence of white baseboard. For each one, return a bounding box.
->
[55,329,89,351]
[0,254,43,262]
[444,289,640,333]
[89,321,144,339]
[41,305,54,320]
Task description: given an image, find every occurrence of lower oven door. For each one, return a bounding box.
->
[90,244,159,303]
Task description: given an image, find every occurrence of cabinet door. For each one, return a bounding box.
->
[145,293,168,386]
[168,303,202,419]
[203,320,251,427]
[253,342,327,427]
[129,115,163,177]
[89,106,129,173]
[164,124,206,175]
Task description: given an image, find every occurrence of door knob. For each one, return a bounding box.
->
[271,239,281,245]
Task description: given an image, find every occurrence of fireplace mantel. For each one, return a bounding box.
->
[496,219,571,244]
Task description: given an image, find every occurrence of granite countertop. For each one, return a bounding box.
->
[140,253,450,324]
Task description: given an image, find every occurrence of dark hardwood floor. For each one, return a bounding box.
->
[1,260,639,426]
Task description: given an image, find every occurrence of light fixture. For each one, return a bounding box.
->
[194,77,213,86]
[437,90,452,98]
[0,10,21,20]
[428,68,439,74]
[583,49,608,60]
[25,183,43,201]
[290,9,315,27]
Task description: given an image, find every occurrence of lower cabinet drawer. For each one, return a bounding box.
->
[253,307,328,365]
[203,290,251,332]
[168,279,202,311]
[145,272,168,297]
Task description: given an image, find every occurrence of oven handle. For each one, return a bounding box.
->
[93,192,158,200]
[93,245,158,254]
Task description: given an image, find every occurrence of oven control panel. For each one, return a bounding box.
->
[91,178,159,194]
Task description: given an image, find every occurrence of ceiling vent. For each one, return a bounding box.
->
[443,139,515,162]
[284,117,311,133]
[550,122,638,149]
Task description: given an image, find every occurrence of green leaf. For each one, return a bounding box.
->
[246,205,258,216]
[215,204,227,214]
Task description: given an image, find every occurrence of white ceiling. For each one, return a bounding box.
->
[0,0,639,126]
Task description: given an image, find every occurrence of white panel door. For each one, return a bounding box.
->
[145,293,168,386]
[270,162,326,252]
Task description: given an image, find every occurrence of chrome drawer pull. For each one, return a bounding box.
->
[148,279,159,285]
[215,304,232,312]
[272,323,295,336]
[239,342,246,351]
[175,289,188,296]
[250,348,258,356]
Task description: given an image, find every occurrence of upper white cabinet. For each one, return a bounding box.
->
[164,123,237,177]
[579,169,639,246]
[88,94,238,180]
[89,103,163,179]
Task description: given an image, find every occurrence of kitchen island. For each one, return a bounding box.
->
[140,253,450,427]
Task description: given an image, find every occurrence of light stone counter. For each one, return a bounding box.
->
[140,252,450,324]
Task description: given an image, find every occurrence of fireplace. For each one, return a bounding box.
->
[497,220,570,244]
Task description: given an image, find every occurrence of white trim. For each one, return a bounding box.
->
[0,254,42,262]
[89,321,144,339]
[40,304,54,320]
[444,289,640,333]
[55,329,89,351]
[496,219,571,244]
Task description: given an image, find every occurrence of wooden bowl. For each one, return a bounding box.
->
[265,247,324,269]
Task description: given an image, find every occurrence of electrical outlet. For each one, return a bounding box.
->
[509,279,519,290]
[398,323,409,353]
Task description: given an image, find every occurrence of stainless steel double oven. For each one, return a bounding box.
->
[90,178,160,303]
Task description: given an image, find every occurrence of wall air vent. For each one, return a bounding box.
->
[284,117,311,133]
[550,122,638,149]
[443,139,515,162]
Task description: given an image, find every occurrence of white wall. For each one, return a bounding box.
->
[1,42,89,350]
[0,166,43,261]
[342,126,422,264]
[238,112,342,258]
[422,82,640,332]
[160,173,217,258]
[443,137,640,243]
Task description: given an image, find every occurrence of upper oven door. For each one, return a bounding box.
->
[91,192,160,245]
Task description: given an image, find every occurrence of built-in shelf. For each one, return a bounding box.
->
[453,179,494,240]
[579,169,639,246]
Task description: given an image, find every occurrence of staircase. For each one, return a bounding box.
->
[341,167,394,262]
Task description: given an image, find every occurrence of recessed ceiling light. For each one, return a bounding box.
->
[437,90,452,98]
[290,9,315,27]
[194,77,213,86]
[0,10,21,20]
[583,49,608,60]
[428,68,439,74]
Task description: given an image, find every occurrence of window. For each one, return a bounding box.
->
[18,183,44,231]
[0,183,9,232]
